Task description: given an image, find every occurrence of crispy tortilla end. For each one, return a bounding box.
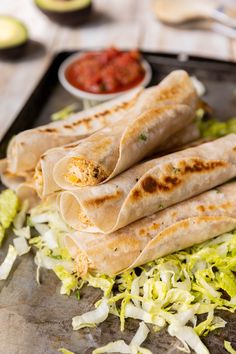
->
[65,157,108,186]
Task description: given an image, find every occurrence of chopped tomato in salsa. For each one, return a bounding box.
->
[65,47,145,94]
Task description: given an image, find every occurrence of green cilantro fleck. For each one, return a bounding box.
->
[139,133,147,141]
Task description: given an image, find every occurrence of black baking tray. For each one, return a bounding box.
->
[1,50,236,157]
[1,52,236,354]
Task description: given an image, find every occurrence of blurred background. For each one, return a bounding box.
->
[0,0,236,137]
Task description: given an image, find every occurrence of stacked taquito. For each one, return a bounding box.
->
[66,181,236,276]
[35,70,199,198]
[58,134,236,276]
[0,88,142,196]
[1,70,199,202]
[5,69,236,277]
[42,71,236,276]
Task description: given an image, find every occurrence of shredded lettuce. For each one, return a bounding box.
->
[28,200,76,286]
[42,229,58,249]
[13,226,31,239]
[73,231,236,352]
[51,104,77,121]
[93,340,130,354]
[86,274,115,297]
[0,245,17,280]
[93,321,152,354]
[58,348,75,354]
[0,224,4,247]
[13,236,30,256]
[130,321,150,347]
[35,250,74,273]
[0,189,19,229]
[11,194,236,353]
[29,236,44,249]
[72,298,109,330]
[198,116,236,138]
[0,189,19,246]
[224,341,236,354]
[13,200,29,230]
[168,323,209,354]
[54,265,78,295]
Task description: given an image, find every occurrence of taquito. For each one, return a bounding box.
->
[59,134,236,233]
[66,181,236,276]
[53,70,198,188]
[35,122,200,198]
[6,88,141,174]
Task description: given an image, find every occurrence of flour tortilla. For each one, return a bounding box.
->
[35,121,200,199]
[6,88,141,175]
[53,70,198,189]
[0,167,39,208]
[66,181,236,276]
[59,134,236,234]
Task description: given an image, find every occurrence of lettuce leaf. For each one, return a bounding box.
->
[72,299,109,330]
[93,321,152,354]
[224,341,236,354]
[198,117,236,138]
[0,189,19,229]
[58,348,75,354]
[0,224,5,247]
[0,245,17,280]
[0,189,19,247]
[13,236,31,256]
[51,104,77,121]
[54,265,78,295]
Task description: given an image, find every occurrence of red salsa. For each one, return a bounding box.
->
[65,47,145,94]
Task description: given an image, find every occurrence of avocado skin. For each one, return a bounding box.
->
[0,42,28,59]
[36,3,92,26]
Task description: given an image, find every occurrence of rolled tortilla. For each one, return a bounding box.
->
[53,70,198,188]
[35,121,200,199]
[34,146,69,198]
[6,88,141,175]
[59,134,236,233]
[0,168,40,208]
[66,181,236,276]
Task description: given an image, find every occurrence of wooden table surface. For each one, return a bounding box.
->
[0,0,236,141]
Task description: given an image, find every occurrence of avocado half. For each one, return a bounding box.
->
[0,16,28,58]
[35,0,92,26]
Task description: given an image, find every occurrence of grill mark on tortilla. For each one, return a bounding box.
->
[197,202,232,213]
[84,189,123,207]
[142,176,158,193]
[132,158,228,199]
[66,117,93,129]
[150,222,161,231]
[38,128,58,133]
[62,93,140,130]
[139,228,146,236]
[197,205,205,212]
[221,202,232,210]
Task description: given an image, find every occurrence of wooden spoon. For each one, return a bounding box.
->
[153,0,236,28]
